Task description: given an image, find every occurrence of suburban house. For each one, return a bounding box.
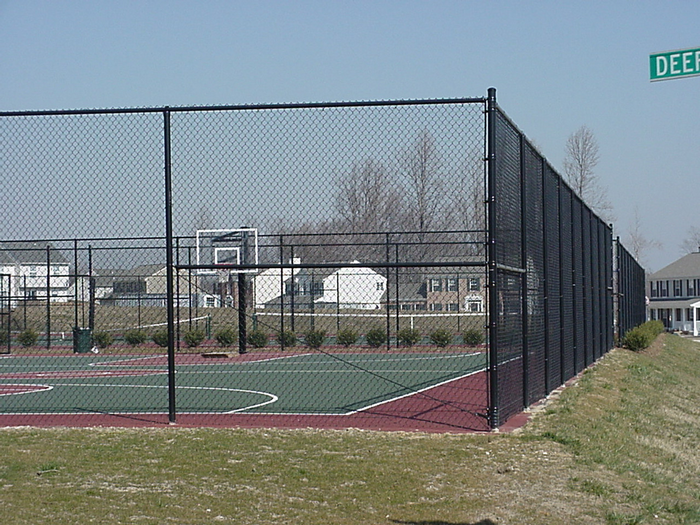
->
[254,261,302,309]
[253,257,487,314]
[98,265,220,308]
[647,250,700,335]
[0,241,71,306]
[255,261,387,310]
[425,271,484,313]
[384,272,484,313]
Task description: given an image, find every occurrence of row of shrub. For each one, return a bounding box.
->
[8,326,485,350]
[621,320,664,352]
[91,327,485,350]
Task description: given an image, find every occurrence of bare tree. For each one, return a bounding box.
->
[563,126,614,222]
[447,159,486,256]
[193,206,213,232]
[336,158,403,234]
[625,206,661,268]
[399,131,444,233]
[680,225,700,254]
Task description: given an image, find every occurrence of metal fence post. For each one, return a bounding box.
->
[486,87,499,429]
[46,245,51,350]
[163,108,177,424]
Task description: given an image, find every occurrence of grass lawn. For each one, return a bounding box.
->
[1,334,699,524]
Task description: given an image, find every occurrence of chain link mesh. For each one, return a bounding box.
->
[0,95,645,430]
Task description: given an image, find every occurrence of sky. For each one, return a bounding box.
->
[1,0,699,272]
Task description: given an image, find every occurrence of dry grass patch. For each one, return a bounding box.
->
[1,334,700,524]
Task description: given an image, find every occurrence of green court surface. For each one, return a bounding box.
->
[0,351,487,416]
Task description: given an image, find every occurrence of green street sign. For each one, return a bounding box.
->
[650,47,700,81]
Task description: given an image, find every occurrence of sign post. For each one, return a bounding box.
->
[650,47,700,82]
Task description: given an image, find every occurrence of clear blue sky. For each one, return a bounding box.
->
[1,0,698,271]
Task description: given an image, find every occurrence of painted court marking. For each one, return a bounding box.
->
[0,384,53,396]
[0,351,486,416]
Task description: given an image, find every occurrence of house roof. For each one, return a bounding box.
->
[647,299,700,310]
[381,282,426,303]
[0,241,69,265]
[648,252,700,280]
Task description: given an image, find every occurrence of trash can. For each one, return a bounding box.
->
[73,327,93,354]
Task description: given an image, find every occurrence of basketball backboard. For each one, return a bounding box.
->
[195,228,258,275]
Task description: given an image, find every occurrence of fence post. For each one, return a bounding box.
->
[163,108,177,424]
[280,235,286,350]
[519,134,530,406]
[486,87,499,429]
[46,245,51,350]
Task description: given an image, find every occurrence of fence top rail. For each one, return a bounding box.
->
[176,261,488,272]
[0,96,488,118]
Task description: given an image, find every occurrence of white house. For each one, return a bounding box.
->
[314,264,387,310]
[647,250,700,334]
[255,260,387,310]
[0,242,71,306]
[254,260,302,309]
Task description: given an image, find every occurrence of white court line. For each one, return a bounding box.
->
[0,384,53,397]
[0,382,278,414]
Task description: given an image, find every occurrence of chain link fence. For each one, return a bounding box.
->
[0,91,645,430]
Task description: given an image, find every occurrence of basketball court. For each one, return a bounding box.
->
[0,349,489,432]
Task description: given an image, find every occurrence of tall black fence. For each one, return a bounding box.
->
[615,238,647,340]
[0,90,645,430]
[486,88,620,426]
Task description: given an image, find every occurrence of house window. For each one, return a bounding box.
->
[430,279,442,292]
[650,282,658,298]
[376,281,384,291]
[695,279,700,297]
[687,280,695,297]
[415,303,427,311]
[401,304,413,311]
[29,266,37,278]
[673,280,683,297]
[447,303,459,312]
[686,308,693,322]
[206,297,216,307]
[468,278,480,292]
[467,300,481,313]
[446,278,458,292]
[658,281,668,297]
[430,303,443,311]
[675,308,682,322]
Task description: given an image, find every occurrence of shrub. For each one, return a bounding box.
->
[247,329,269,348]
[304,329,325,349]
[365,327,386,348]
[151,330,169,348]
[463,328,484,346]
[429,328,453,348]
[622,320,665,352]
[93,331,114,349]
[183,328,206,348]
[397,327,421,347]
[336,328,358,347]
[277,330,297,348]
[622,328,650,352]
[214,327,237,347]
[17,328,38,347]
[124,329,148,347]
